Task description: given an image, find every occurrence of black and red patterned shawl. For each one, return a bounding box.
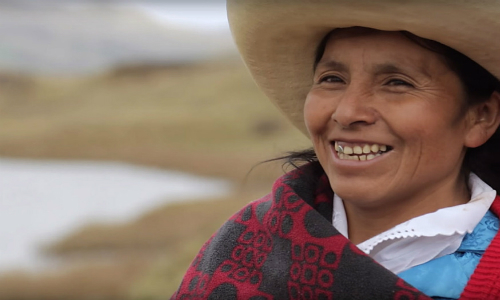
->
[172,163,465,299]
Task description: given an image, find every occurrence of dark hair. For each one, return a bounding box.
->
[282,28,500,191]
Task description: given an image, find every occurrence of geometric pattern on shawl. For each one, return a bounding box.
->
[172,162,433,299]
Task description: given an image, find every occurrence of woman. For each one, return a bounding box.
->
[173,1,500,299]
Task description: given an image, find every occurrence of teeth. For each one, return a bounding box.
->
[335,142,390,161]
[363,145,371,154]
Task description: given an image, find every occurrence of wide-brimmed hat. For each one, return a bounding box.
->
[227,0,500,135]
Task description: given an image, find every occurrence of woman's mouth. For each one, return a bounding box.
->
[334,141,393,161]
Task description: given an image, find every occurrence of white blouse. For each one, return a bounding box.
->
[332,173,496,274]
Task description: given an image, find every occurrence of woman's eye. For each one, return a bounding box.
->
[386,79,414,87]
[319,75,344,84]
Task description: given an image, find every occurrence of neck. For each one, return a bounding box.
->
[344,174,470,245]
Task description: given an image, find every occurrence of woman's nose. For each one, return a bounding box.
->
[331,86,377,129]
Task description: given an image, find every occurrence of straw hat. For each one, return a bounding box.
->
[227,0,500,135]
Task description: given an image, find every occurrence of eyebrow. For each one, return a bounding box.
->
[315,59,348,73]
[315,59,430,78]
[372,63,405,74]
[372,62,431,78]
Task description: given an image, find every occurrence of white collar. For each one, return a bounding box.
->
[332,173,496,274]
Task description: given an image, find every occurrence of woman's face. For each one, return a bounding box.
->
[305,29,473,208]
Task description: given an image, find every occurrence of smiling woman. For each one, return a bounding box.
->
[306,28,497,243]
[173,1,500,299]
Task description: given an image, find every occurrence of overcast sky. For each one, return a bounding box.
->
[135,2,229,32]
[0,2,234,74]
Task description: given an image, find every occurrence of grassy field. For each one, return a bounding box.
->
[0,59,309,299]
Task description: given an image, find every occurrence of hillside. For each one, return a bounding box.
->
[0,59,310,299]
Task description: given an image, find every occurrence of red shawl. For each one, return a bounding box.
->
[173,163,500,299]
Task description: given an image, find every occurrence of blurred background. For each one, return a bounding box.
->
[0,0,309,299]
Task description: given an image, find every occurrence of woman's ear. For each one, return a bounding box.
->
[465,91,500,148]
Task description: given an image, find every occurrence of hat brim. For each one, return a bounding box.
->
[227,0,500,135]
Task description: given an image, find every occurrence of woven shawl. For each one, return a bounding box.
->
[173,163,500,299]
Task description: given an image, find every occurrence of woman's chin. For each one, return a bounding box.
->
[331,181,389,208]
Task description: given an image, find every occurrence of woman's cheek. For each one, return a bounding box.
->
[303,94,317,135]
[304,92,333,134]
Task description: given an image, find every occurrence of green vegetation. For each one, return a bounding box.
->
[0,59,309,299]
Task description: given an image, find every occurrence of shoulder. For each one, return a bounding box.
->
[202,193,274,258]
[172,193,275,299]
[459,210,499,251]
[397,210,500,299]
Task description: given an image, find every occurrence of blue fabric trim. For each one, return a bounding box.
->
[398,210,499,299]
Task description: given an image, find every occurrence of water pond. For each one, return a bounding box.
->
[0,158,231,272]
